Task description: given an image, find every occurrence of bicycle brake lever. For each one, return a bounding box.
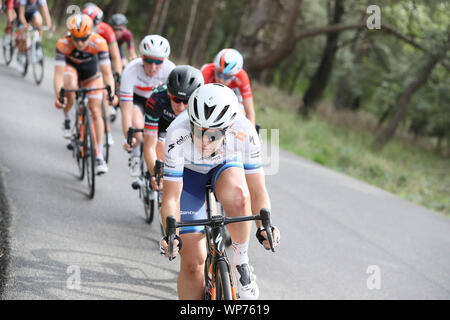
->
[127,127,134,148]
[58,88,65,104]
[260,208,275,252]
[166,216,177,261]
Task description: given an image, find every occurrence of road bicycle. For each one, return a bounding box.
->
[2,22,15,65]
[59,85,112,199]
[127,127,164,229]
[16,25,50,84]
[165,190,275,300]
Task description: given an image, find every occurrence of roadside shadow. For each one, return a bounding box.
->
[5,248,179,300]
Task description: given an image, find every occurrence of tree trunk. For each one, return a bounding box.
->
[157,0,171,35]
[288,59,306,94]
[191,1,220,66]
[146,0,164,34]
[180,0,199,62]
[244,0,301,74]
[374,52,444,148]
[300,0,345,116]
[52,0,71,27]
[234,0,273,57]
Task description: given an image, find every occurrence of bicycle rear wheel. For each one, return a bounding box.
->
[21,50,29,77]
[101,101,109,163]
[84,112,96,199]
[215,260,235,300]
[2,34,14,65]
[32,41,44,85]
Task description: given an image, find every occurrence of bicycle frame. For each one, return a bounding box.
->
[165,208,274,300]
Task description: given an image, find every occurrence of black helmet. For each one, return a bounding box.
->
[167,65,204,99]
[110,13,128,26]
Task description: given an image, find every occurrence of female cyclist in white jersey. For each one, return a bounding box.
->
[120,34,175,177]
[159,84,280,300]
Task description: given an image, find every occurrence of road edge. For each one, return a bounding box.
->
[0,168,11,298]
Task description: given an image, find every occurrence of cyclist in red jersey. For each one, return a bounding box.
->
[3,0,17,43]
[82,3,122,75]
[110,13,137,68]
[201,48,255,125]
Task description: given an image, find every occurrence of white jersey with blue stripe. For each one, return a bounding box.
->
[120,57,175,102]
[164,111,262,181]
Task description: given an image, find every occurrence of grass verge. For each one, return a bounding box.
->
[253,83,450,215]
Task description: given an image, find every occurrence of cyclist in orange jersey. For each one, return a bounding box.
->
[53,14,118,174]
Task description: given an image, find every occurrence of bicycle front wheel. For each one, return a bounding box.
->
[215,260,235,300]
[101,101,110,163]
[75,110,85,180]
[84,112,96,199]
[32,41,44,85]
[2,34,14,65]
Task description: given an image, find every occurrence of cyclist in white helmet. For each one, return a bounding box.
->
[201,48,256,125]
[120,34,175,179]
[159,83,280,300]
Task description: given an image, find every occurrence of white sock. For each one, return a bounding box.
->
[131,145,141,158]
[232,241,249,267]
[64,111,72,121]
[97,144,103,160]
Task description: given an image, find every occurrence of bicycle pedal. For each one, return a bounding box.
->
[66,143,74,151]
[131,181,140,190]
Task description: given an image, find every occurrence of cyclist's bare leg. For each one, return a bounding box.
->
[131,107,144,146]
[62,73,77,114]
[178,233,206,300]
[156,140,165,160]
[214,167,252,244]
[6,9,16,33]
[89,97,104,146]
[31,12,43,36]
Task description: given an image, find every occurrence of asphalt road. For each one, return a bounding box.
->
[1,57,449,300]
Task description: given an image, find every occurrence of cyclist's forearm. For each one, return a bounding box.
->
[54,66,65,96]
[100,64,115,93]
[18,7,27,26]
[246,172,271,227]
[143,135,157,175]
[110,43,123,75]
[121,101,133,137]
[41,6,52,28]
[243,98,256,126]
[161,195,181,231]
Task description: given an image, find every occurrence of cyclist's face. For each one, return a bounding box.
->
[72,36,90,50]
[113,26,124,37]
[169,95,188,116]
[143,57,164,77]
[191,125,226,156]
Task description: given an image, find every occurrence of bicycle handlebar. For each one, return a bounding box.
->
[58,86,113,105]
[165,208,275,260]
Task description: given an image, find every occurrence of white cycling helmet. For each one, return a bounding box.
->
[188,83,239,129]
[139,34,170,58]
[213,48,243,76]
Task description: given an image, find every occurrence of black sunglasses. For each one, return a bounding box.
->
[72,35,90,42]
[170,95,189,105]
[190,122,227,142]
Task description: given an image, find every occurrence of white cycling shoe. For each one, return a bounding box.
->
[129,156,141,177]
[96,158,108,175]
[232,263,260,300]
